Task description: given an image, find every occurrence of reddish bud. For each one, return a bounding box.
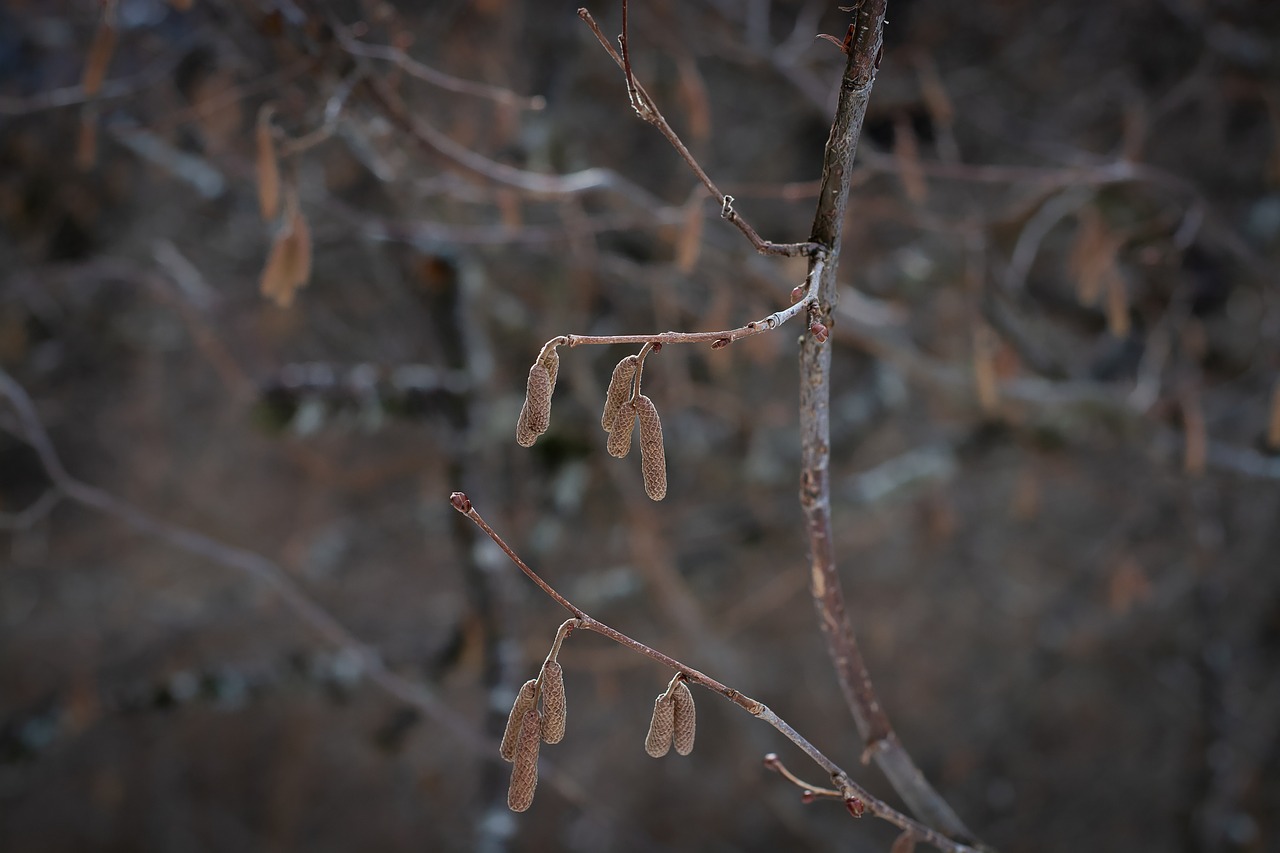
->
[649,342,663,352]
[790,286,805,304]
[762,753,781,772]
[711,338,730,350]
[801,790,817,804]
[809,321,829,343]
[844,797,865,818]
[450,492,471,513]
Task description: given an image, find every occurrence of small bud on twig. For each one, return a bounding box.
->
[644,693,675,757]
[790,285,805,304]
[540,661,567,744]
[672,680,696,755]
[500,679,538,762]
[844,796,865,818]
[636,395,667,501]
[449,491,471,513]
[508,705,541,811]
[809,320,829,343]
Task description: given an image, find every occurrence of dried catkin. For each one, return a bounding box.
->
[516,363,552,447]
[539,661,566,745]
[644,693,675,758]
[539,346,560,394]
[636,395,667,501]
[500,679,538,762]
[606,401,636,458]
[507,705,541,812]
[672,681,696,755]
[601,355,639,432]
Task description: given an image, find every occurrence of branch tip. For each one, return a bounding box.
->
[449,491,472,513]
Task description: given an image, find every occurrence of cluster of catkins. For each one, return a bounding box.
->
[501,658,567,812]
[516,345,667,501]
[501,655,698,811]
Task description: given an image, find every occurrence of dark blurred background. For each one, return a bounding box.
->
[2,1,1279,851]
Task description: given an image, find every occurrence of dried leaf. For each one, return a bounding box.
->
[893,113,927,204]
[607,400,636,458]
[500,679,538,762]
[1069,207,1123,307]
[602,355,639,433]
[972,323,999,415]
[82,19,117,98]
[675,56,711,148]
[75,110,98,172]
[1104,267,1130,338]
[496,188,523,230]
[259,192,312,307]
[636,395,666,501]
[507,705,541,811]
[675,193,704,273]
[672,681,696,755]
[256,105,281,221]
[539,661,566,745]
[644,693,674,758]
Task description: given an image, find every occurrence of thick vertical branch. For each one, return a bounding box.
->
[800,2,978,843]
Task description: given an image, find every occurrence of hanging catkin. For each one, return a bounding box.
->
[602,355,639,432]
[516,363,552,447]
[636,395,667,500]
[539,661,566,745]
[607,400,637,458]
[507,705,541,812]
[644,693,675,757]
[672,681,696,755]
[500,679,538,762]
[539,346,560,394]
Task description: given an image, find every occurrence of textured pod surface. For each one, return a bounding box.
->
[500,679,538,762]
[601,355,639,432]
[507,705,541,812]
[516,364,552,447]
[606,401,636,458]
[672,681,696,755]
[539,661,566,744]
[636,395,667,500]
[644,693,674,758]
[539,346,560,393]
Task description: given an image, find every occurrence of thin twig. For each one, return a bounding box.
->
[541,254,822,351]
[450,493,980,853]
[578,6,819,258]
[0,368,483,752]
[343,40,546,111]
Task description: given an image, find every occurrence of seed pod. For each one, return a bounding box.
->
[516,363,552,447]
[539,346,560,394]
[507,705,541,812]
[606,400,636,458]
[539,661,566,744]
[644,693,674,758]
[636,395,666,501]
[500,679,538,762]
[672,681,696,755]
[601,355,639,432]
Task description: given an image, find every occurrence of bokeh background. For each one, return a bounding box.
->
[2,1,1279,851]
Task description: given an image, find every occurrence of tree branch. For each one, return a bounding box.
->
[797,2,982,844]
[450,493,980,853]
